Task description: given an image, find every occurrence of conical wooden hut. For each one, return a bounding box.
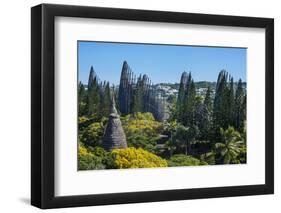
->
[102,96,127,151]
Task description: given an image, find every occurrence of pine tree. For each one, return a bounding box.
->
[87,66,95,90]
[213,70,229,129]
[78,81,85,103]
[87,76,100,116]
[195,102,211,141]
[204,86,212,112]
[234,79,245,131]
[98,81,105,116]
[211,70,232,143]
[227,77,235,126]
[192,87,212,140]
[78,81,86,116]
[103,82,111,116]
[183,79,196,126]
[177,72,188,118]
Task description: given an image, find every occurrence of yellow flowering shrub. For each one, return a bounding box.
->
[78,116,91,131]
[80,122,104,147]
[122,112,163,137]
[78,145,104,170]
[79,145,89,156]
[78,145,117,170]
[79,116,89,124]
[121,113,163,152]
[112,147,168,169]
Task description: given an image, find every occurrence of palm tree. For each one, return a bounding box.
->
[215,126,245,164]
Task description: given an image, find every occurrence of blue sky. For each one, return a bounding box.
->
[78,41,246,85]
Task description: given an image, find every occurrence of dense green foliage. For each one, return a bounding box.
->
[78,145,167,170]
[215,127,246,164]
[79,66,112,119]
[78,145,116,170]
[121,112,163,153]
[168,154,207,167]
[78,67,247,170]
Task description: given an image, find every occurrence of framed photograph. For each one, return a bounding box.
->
[31,4,274,209]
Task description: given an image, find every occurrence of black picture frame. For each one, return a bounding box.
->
[31,3,274,209]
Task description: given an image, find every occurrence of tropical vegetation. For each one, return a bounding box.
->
[78,66,247,170]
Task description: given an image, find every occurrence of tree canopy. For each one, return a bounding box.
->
[78,65,247,170]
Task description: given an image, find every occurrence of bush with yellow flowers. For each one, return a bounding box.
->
[79,122,104,147]
[112,147,168,169]
[78,145,116,170]
[121,112,163,152]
